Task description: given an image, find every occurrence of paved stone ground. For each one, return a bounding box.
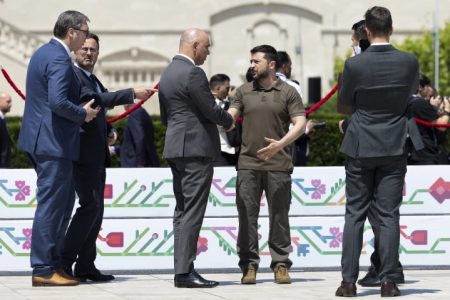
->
[0,270,449,299]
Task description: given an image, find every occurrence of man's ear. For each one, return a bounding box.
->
[269,60,277,69]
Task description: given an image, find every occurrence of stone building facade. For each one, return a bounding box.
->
[1,0,449,115]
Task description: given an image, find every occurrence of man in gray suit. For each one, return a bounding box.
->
[159,28,234,288]
[335,6,419,297]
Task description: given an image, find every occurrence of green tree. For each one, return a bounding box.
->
[395,22,450,96]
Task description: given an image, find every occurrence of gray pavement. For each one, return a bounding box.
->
[0,270,448,299]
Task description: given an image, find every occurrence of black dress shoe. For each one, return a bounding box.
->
[335,282,357,297]
[358,271,405,287]
[74,269,115,283]
[381,282,401,297]
[174,270,219,288]
[357,270,381,287]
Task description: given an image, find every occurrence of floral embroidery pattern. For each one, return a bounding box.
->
[311,179,326,199]
[22,228,32,250]
[15,181,31,201]
[329,227,343,248]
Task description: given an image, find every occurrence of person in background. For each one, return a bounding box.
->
[210,73,240,166]
[0,91,12,168]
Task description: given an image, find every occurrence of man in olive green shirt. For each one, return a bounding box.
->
[228,45,306,284]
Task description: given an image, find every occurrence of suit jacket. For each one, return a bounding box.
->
[119,107,160,167]
[159,55,233,159]
[73,66,134,165]
[339,44,420,158]
[18,39,86,160]
[0,117,11,167]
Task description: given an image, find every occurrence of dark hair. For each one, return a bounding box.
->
[209,73,230,90]
[250,44,278,64]
[245,67,253,83]
[275,51,291,70]
[352,20,367,41]
[419,73,431,88]
[53,10,90,39]
[85,32,100,51]
[364,6,392,37]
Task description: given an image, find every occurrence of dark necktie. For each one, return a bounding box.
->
[89,73,104,93]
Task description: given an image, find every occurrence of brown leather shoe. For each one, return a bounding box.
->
[335,282,357,297]
[32,272,79,287]
[274,265,291,284]
[381,282,401,297]
[241,268,256,284]
[56,268,79,282]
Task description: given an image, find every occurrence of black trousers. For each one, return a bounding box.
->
[168,157,213,274]
[62,162,106,272]
[366,202,404,279]
[341,155,407,283]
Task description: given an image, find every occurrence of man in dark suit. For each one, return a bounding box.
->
[159,28,234,288]
[17,10,100,286]
[118,104,160,167]
[335,7,419,297]
[61,33,153,282]
[0,92,12,168]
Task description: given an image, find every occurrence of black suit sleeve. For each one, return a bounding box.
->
[80,87,134,108]
[339,59,356,107]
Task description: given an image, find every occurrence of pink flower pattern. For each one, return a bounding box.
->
[22,228,32,250]
[15,181,31,201]
[311,179,326,199]
[329,227,343,248]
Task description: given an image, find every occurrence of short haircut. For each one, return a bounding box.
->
[352,20,367,41]
[364,6,392,37]
[250,44,278,64]
[53,10,90,39]
[86,32,100,51]
[209,73,230,90]
[275,51,291,70]
[419,73,431,88]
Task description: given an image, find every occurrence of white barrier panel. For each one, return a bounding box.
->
[1,166,450,271]
[0,216,449,271]
[1,166,450,218]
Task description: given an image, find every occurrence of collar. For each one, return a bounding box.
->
[371,42,390,46]
[0,111,4,119]
[176,53,195,65]
[276,72,287,80]
[74,62,93,77]
[52,37,71,57]
[253,78,284,91]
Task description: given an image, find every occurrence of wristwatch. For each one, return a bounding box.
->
[444,110,450,116]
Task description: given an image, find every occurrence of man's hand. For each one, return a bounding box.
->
[256,137,282,161]
[133,87,158,100]
[224,118,236,132]
[83,99,100,122]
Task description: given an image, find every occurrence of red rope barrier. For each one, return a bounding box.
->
[1,66,26,100]
[415,117,450,128]
[305,83,338,117]
[106,82,159,123]
[4,65,450,128]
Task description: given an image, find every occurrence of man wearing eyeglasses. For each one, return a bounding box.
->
[61,32,153,283]
[18,10,100,287]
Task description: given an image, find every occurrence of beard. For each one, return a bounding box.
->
[253,67,269,81]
